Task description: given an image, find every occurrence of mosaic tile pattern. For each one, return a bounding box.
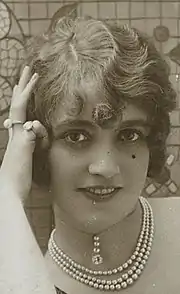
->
[1,0,180,252]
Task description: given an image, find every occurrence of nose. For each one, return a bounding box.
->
[88,150,122,180]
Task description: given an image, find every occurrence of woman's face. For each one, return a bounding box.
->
[48,92,150,234]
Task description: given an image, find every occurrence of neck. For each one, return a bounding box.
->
[52,200,142,271]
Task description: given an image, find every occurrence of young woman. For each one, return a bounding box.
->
[0,9,180,294]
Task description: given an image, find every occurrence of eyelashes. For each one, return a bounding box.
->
[59,130,91,146]
[117,128,147,143]
[57,128,147,147]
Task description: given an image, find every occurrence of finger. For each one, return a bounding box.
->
[23,120,49,148]
[32,120,49,148]
[32,120,48,138]
[22,72,39,98]
[9,73,39,122]
[11,85,18,103]
[13,84,18,94]
[18,66,31,91]
[22,121,37,144]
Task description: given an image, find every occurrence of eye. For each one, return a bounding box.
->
[63,131,89,144]
[118,129,144,143]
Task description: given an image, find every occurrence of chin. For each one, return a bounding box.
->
[74,215,120,235]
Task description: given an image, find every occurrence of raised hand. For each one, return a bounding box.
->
[0,66,48,201]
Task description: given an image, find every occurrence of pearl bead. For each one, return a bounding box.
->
[127,259,133,265]
[93,248,100,253]
[121,281,127,288]
[118,266,123,272]
[122,273,128,280]
[110,284,115,290]
[136,269,141,275]
[132,274,138,280]
[76,276,80,281]
[115,284,121,290]
[139,264,144,270]
[65,268,69,273]
[104,285,110,290]
[127,278,133,285]
[131,266,137,271]
[94,242,100,246]
[94,236,99,241]
[99,284,104,290]
[123,263,128,268]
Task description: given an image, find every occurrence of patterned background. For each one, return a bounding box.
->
[1,0,180,253]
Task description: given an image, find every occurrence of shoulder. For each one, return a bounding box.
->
[141,197,180,294]
[148,196,180,227]
[148,197,180,257]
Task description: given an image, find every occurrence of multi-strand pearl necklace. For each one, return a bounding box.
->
[48,197,154,291]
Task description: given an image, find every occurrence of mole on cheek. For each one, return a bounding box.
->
[132,154,136,159]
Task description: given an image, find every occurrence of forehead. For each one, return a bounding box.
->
[51,92,148,129]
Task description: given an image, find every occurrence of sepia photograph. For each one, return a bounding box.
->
[0,0,180,293]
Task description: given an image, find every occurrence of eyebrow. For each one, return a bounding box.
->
[54,119,97,131]
[53,118,151,131]
[118,119,151,129]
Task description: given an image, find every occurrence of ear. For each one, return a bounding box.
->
[47,2,79,34]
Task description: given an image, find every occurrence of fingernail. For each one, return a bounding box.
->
[33,73,39,79]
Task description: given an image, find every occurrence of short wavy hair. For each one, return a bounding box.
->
[20,15,176,187]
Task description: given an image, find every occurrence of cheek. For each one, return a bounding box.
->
[48,143,84,183]
[120,143,149,178]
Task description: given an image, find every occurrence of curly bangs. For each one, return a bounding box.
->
[23,15,176,186]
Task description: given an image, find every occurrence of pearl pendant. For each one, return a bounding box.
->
[92,254,103,265]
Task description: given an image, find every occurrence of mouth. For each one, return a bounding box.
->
[78,186,121,202]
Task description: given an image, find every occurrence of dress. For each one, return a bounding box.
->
[55,286,67,294]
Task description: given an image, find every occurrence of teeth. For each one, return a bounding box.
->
[87,188,115,195]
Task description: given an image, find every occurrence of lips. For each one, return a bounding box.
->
[78,186,121,202]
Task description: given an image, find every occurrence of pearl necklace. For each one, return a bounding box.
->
[48,197,154,291]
